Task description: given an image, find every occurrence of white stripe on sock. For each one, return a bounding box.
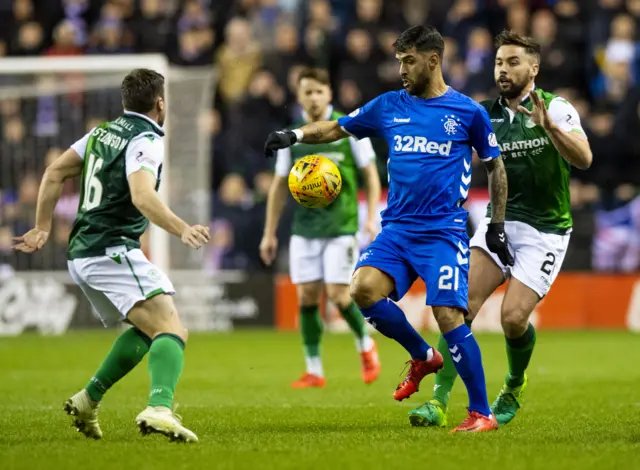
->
[426,347,434,361]
[355,335,374,353]
[305,356,324,377]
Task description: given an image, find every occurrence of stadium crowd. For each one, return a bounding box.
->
[0,0,639,272]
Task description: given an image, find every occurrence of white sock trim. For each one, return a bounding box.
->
[305,356,324,377]
[426,347,434,361]
[356,335,375,353]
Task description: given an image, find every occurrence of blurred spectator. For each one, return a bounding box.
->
[11,21,44,55]
[605,14,637,66]
[350,0,384,36]
[177,0,211,34]
[225,70,286,179]
[130,0,172,53]
[627,0,640,16]
[248,0,283,52]
[169,28,215,66]
[593,60,634,105]
[505,3,529,36]
[443,0,484,55]
[263,21,308,99]
[613,86,640,185]
[588,0,626,58]
[87,24,133,54]
[302,22,331,68]
[465,27,494,92]
[0,117,29,191]
[56,0,91,47]
[584,105,618,187]
[215,17,262,105]
[553,0,583,47]
[531,9,582,90]
[337,28,380,104]
[46,20,83,56]
[211,173,265,270]
[307,0,337,34]
[376,28,403,93]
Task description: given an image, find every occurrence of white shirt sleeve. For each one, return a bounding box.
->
[349,136,375,169]
[125,133,164,179]
[274,148,293,177]
[70,128,95,159]
[548,97,585,135]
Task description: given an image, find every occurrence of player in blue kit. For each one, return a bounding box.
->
[264,25,512,433]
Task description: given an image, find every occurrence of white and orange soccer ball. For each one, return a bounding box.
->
[288,155,342,208]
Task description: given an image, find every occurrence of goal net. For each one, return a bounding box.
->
[0,55,215,275]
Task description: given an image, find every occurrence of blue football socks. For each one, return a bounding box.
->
[360,298,431,360]
[443,323,491,416]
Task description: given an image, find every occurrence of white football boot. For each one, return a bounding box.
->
[135,406,198,443]
[64,390,103,439]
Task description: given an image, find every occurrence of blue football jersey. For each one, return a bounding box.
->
[337,88,500,233]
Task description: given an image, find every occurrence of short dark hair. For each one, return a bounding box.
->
[297,67,330,86]
[393,25,444,58]
[495,30,541,61]
[121,68,165,113]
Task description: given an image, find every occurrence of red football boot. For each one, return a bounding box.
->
[291,373,326,389]
[450,410,499,433]
[360,341,381,384]
[393,350,444,401]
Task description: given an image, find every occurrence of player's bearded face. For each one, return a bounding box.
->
[495,45,537,100]
[397,50,432,97]
[297,78,332,121]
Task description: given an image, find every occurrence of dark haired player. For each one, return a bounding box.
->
[410,31,592,428]
[260,67,382,388]
[265,26,512,433]
[13,69,210,442]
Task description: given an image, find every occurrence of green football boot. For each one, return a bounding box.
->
[408,399,447,428]
[491,373,528,426]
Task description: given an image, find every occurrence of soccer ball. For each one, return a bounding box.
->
[288,155,342,208]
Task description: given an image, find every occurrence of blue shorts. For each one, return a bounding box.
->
[355,228,470,312]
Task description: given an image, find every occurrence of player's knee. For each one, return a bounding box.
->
[432,306,465,334]
[500,305,529,337]
[466,295,484,321]
[349,277,376,308]
[299,289,319,306]
[326,285,352,310]
[297,282,322,306]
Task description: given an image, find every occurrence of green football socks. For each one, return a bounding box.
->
[340,301,367,339]
[85,327,152,402]
[148,333,185,409]
[300,305,323,358]
[505,323,536,388]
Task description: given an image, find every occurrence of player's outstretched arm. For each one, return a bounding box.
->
[260,174,288,266]
[13,148,83,253]
[128,171,209,249]
[264,121,348,158]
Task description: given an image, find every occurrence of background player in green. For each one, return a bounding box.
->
[13,69,210,443]
[409,31,593,428]
[260,67,382,388]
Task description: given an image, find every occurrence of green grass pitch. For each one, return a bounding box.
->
[1,330,639,470]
